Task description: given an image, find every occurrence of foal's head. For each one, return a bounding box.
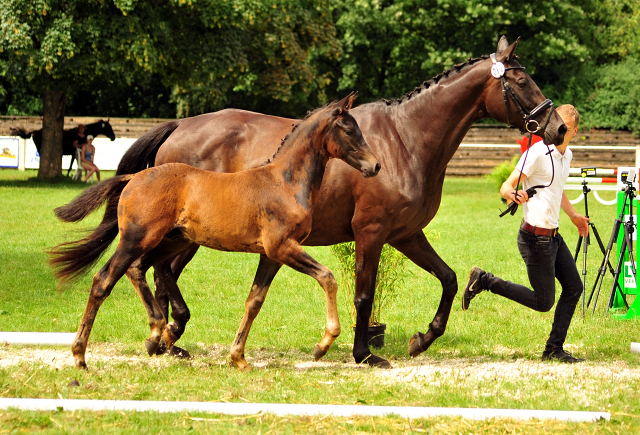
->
[323,92,380,178]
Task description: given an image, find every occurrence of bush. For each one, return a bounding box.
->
[486,155,519,191]
[582,57,640,133]
[330,242,406,326]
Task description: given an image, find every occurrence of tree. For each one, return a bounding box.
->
[331,0,596,104]
[0,0,337,179]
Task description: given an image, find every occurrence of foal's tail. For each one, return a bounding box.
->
[48,175,134,285]
[116,120,180,175]
[9,126,32,139]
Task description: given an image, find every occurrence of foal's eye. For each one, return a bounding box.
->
[345,129,354,136]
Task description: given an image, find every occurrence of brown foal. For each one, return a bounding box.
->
[49,93,380,370]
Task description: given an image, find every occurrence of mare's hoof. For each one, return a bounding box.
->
[144,338,160,356]
[359,353,392,369]
[155,341,168,355]
[313,344,328,361]
[408,331,425,358]
[168,345,191,359]
[75,362,88,370]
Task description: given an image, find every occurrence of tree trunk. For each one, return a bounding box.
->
[38,89,67,179]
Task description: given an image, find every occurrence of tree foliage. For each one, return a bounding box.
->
[2,0,640,177]
[0,0,337,177]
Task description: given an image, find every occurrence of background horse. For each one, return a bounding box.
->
[90,37,566,368]
[11,120,116,176]
[49,94,380,370]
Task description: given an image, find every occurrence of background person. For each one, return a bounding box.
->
[73,124,87,150]
[462,104,588,363]
[81,135,100,182]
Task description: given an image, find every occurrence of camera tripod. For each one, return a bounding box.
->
[573,179,613,317]
[587,181,636,314]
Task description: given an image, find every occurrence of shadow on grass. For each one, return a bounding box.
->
[0,177,90,190]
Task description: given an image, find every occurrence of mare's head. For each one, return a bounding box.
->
[484,37,566,146]
[90,120,116,141]
[323,92,380,178]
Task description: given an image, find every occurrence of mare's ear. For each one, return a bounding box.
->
[496,36,509,53]
[496,36,520,62]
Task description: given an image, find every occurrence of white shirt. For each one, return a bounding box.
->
[516,142,572,229]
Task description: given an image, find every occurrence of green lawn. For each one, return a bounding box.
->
[0,169,638,434]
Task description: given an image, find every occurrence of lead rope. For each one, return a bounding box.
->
[489,53,556,218]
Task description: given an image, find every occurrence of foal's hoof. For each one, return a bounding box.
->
[144,338,160,356]
[168,345,191,359]
[408,331,426,358]
[313,344,328,361]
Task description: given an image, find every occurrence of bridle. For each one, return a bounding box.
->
[490,53,557,218]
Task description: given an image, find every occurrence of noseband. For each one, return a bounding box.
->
[491,53,557,218]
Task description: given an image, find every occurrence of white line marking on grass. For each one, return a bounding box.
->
[0,398,610,422]
[0,332,75,345]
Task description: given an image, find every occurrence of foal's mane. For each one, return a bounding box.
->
[261,101,338,166]
[381,54,492,106]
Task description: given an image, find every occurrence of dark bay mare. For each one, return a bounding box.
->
[49,94,380,370]
[11,120,116,176]
[87,37,566,368]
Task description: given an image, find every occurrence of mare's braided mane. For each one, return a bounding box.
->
[382,54,494,106]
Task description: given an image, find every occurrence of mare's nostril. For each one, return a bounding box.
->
[374,162,381,174]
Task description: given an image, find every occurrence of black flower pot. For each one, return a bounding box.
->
[353,323,387,348]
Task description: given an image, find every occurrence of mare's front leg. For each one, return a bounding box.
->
[391,230,457,357]
[229,255,282,370]
[73,251,138,369]
[352,231,390,368]
[266,241,342,362]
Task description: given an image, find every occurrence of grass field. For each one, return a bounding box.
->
[0,169,638,433]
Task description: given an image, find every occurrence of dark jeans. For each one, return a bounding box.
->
[482,229,582,351]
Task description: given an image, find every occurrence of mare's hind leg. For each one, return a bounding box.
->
[230,255,282,371]
[155,260,191,353]
[153,243,199,354]
[266,240,341,362]
[390,231,457,358]
[125,260,168,357]
[73,250,139,369]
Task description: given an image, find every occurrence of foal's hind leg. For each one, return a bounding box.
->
[266,240,341,362]
[230,255,282,370]
[72,250,139,369]
[125,260,168,357]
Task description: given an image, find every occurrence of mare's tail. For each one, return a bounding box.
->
[9,126,32,139]
[116,120,180,175]
[48,175,134,285]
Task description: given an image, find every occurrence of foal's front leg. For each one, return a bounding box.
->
[267,240,342,361]
[230,255,282,370]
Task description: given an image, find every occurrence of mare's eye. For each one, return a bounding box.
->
[345,129,354,136]
[517,78,527,88]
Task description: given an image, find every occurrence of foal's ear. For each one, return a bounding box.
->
[333,91,359,116]
[496,36,520,62]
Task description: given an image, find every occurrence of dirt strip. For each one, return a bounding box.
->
[1,343,639,383]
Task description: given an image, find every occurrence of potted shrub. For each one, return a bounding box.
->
[330,242,406,347]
